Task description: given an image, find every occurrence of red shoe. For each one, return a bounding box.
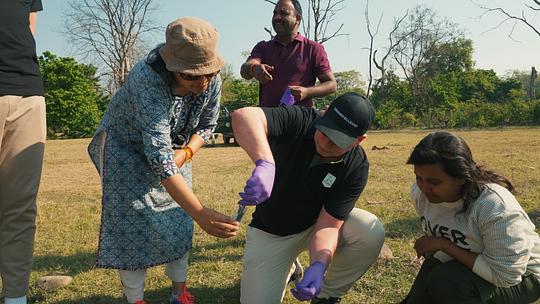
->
[170,285,195,304]
[135,301,149,304]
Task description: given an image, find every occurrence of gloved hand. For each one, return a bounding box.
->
[279,88,295,106]
[291,261,326,301]
[239,159,275,206]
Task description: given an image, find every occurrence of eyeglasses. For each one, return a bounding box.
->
[178,71,220,81]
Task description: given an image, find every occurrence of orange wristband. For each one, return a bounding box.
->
[182,145,193,162]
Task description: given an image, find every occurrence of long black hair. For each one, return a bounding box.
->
[407,131,513,211]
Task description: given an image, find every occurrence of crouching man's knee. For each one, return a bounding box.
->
[341,208,385,255]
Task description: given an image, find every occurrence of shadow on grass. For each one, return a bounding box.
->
[47,284,241,304]
[192,237,245,250]
[42,295,123,304]
[384,216,422,239]
[190,237,246,263]
[31,238,246,276]
[184,285,241,304]
[528,211,540,227]
[32,251,96,276]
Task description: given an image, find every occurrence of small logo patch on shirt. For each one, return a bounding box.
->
[322,173,336,188]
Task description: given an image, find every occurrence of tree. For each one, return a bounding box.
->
[334,70,365,93]
[315,70,365,107]
[221,79,259,110]
[39,51,108,138]
[460,69,525,103]
[364,0,410,98]
[64,0,158,93]
[506,69,540,100]
[262,0,347,43]
[475,0,540,40]
[370,71,411,112]
[390,6,465,123]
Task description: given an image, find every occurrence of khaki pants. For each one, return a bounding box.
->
[0,95,46,298]
[240,208,385,304]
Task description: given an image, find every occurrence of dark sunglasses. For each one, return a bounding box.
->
[178,70,220,81]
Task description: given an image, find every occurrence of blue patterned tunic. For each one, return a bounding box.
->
[88,47,220,270]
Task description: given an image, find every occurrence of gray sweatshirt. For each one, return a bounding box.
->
[412,183,540,287]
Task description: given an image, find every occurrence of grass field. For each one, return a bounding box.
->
[3,128,539,303]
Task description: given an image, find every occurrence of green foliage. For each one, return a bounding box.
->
[39,51,107,138]
[317,70,366,108]
[506,69,540,100]
[221,78,259,109]
[455,69,525,103]
[423,38,474,75]
[495,77,525,102]
[429,72,460,107]
[374,100,417,129]
[459,69,498,102]
[334,70,366,93]
[533,99,540,124]
[370,72,411,111]
[447,99,539,127]
[369,35,534,128]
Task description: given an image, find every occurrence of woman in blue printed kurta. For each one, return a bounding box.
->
[88,17,239,304]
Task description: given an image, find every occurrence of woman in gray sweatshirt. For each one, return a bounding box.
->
[401,131,540,304]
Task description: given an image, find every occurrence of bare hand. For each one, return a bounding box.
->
[194,207,240,238]
[413,235,451,258]
[288,85,308,101]
[253,64,274,84]
[174,149,187,168]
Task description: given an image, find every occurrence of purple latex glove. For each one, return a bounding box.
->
[238,159,275,206]
[291,261,326,301]
[279,88,295,106]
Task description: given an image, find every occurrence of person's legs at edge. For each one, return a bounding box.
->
[240,226,311,304]
[0,96,46,304]
[317,208,385,300]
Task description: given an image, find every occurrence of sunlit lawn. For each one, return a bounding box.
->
[3,128,539,303]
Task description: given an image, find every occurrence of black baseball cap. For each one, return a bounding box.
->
[314,93,375,149]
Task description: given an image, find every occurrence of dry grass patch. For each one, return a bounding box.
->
[1,128,537,303]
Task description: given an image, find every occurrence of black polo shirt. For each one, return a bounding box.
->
[0,0,44,96]
[249,106,370,236]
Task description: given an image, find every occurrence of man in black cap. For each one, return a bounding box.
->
[231,93,385,304]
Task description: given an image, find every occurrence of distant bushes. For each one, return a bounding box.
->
[39,47,539,139]
[374,99,540,129]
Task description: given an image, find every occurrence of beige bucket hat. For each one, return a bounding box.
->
[159,17,225,75]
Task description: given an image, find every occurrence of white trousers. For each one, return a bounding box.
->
[240,208,385,304]
[119,251,190,303]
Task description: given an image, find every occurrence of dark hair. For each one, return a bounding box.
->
[291,0,303,19]
[407,131,513,211]
[278,0,302,19]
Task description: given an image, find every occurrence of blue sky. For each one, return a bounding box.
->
[36,0,540,79]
